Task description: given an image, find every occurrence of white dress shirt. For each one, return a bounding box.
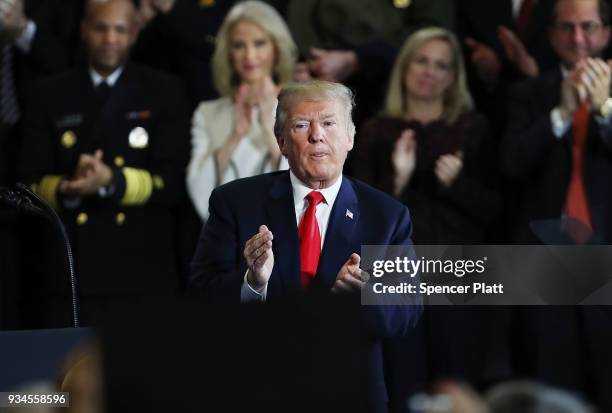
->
[89,66,124,87]
[240,171,344,303]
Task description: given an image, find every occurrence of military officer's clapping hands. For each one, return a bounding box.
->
[59,149,113,196]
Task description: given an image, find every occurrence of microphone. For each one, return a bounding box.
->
[0,187,45,215]
[2,183,80,328]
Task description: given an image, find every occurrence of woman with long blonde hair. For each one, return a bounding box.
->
[186,1,297,221]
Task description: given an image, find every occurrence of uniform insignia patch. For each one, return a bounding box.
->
[56,114,83,128]
[129,127,149,148]
[126,110,151,120]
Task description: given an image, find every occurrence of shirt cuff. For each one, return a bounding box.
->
[14,20,36,53]
[240,270,267,303]
[550,107,571,139]
[595,113,612,126]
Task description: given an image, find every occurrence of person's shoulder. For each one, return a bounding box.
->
[38,67,82,90]
[214,171,288,198]
[360,115,404,131]
[454,110,489,130]
[348,177,407,216]
[509,68,560,98]
[194,96,233,116]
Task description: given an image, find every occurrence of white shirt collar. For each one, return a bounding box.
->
[289,170,342,209]
[89,66,124,87]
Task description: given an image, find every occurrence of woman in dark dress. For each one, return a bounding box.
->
[353,27,503,403]
[353,27,499,244]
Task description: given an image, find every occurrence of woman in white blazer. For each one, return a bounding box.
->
[187,1,297,220]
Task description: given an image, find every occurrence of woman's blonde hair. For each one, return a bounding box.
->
[212,1,297,97]
[384,27,473,123]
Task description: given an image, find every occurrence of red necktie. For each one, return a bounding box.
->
[565,100,592,243]
[299,191,325,288]
[515,0,535,41]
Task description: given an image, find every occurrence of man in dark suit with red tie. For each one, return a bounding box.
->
[502,0,612,244]
[190,80,420,412]
[502,0,612,409]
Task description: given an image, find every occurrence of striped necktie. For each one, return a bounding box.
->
[0,44,20,125]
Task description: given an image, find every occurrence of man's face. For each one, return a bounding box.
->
[549,0,610,69]
[278,99,354,189]
[81,0,134,76]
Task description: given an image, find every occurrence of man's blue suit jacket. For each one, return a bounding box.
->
[191,170,419,329]
[189,171,422,407]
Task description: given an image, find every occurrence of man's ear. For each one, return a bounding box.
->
[347,125,355,151]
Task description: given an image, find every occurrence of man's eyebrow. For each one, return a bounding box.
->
[290,116,310,122]
[320,113,337,120]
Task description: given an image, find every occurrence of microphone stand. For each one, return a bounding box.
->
[1,184,79,327]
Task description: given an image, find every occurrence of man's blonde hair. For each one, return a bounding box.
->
[274,80,356,139]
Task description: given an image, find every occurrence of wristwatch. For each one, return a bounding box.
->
[599,97,612,118]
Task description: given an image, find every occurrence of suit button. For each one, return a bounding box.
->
[153,175,164,190]
[116,212,126,226]
[114,156,125,167]
[76,212,88,225]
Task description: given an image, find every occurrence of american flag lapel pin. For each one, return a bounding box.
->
[346,209,354,219]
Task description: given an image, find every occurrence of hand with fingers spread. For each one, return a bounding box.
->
[391,129,417,196]
[331,253,365,294]
[0,0,28,39]
[464,37,502,85]
[59,149,113,196]
[435,151,464,188]
[498,25,539,78]
[308,47,358,82]
[244,225,274,291]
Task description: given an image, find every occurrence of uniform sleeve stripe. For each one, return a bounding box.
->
[35,175,62,210]
[121,167,153,205]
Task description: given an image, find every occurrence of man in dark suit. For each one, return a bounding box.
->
[502,0,612,244]
[190,80,420,412]
[502,0,612,409]
[0,0,81,185]
[19,0,189,327]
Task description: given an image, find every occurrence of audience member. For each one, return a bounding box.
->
[354,27,499,245]
[186,1,295,221]
[1,0,81,185]
[352,27,501,400]
[501,1,612,409]
[19,0,190,326]
[456,0,558,116]
[131,0,235,109]
[286,0,455,128]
